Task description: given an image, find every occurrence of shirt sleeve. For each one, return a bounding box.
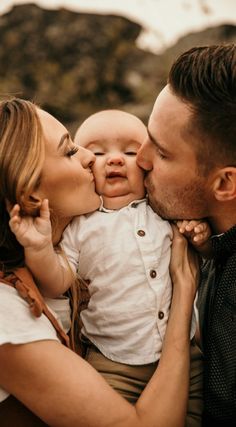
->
[0,284,60,346]
[60,218,81,274]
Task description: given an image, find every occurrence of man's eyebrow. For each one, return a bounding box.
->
[58,132,70,150]
[147,128,159,146]
[147,128,167,152]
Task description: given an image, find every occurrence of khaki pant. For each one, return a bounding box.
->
[85,341,203,427]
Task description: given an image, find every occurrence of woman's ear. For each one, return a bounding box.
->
[213,167,236,202]
[20,192,42,216]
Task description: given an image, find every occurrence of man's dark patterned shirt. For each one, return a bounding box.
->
[199,224,236,425]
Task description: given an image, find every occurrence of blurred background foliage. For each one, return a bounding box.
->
[0,3,235,134]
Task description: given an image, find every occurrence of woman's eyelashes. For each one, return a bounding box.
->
[66,145,79,157]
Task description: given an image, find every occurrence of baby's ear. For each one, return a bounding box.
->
[19,193,42,216]
[213,167,236,202]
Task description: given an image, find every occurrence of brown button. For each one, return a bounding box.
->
[137,229,145,237]
[150,269,157,278]
[158,311,164,320]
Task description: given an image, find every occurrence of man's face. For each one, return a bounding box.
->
[137,85,212,220]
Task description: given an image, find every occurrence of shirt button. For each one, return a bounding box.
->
[137,229,145,237]
[150,269,157,278]
[158,311,164,320]
[131,202,138,208]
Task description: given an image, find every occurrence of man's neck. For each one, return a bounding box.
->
[209,211,236,235]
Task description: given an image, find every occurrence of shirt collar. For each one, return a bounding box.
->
[211,224,236,261]
[99,198,146,213]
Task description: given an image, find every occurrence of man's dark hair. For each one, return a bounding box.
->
[168,44,236,172]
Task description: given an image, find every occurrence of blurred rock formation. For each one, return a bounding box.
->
[0,3,235,133]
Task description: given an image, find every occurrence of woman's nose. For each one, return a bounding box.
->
[79,146,96,168]
[136,140,153,171]
[107,154,124,166]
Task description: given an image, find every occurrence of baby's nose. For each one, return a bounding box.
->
[107,155,124,166]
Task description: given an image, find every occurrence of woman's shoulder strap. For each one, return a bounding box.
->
[0,267,71,349]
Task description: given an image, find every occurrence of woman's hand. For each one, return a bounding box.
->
[8,199,52,251]
[170,224,199,300]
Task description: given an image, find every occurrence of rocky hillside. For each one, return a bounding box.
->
[0,3,235,134]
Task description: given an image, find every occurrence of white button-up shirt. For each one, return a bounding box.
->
[61,199,196,364]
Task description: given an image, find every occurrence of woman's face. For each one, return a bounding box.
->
[36,109,101,219]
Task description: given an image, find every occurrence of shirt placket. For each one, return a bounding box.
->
[133,203,167,345]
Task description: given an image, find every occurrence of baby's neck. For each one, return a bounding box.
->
[102,194,143,210]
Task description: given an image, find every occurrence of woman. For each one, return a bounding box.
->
[0,98,199,427]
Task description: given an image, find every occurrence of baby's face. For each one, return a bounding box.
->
[76,112,147,209]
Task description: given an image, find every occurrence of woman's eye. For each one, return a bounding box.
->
[66,146,79,157]
[94,152,104,156]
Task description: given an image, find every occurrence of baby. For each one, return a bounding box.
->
[10,110,210,416]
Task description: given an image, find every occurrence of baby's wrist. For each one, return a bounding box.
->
[24,238,53,254]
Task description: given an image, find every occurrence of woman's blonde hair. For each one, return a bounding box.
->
[0,98,82,352]
[0,98,44,271]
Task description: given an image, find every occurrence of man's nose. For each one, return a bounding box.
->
[136,141,153,171]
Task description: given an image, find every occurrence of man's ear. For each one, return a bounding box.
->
[213,167,236,202]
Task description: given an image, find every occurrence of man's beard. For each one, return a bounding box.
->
[145,175,209,221]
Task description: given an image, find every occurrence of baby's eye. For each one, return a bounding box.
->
[125,151,137,156]
[94,152,105,156]
[66,146,79,157]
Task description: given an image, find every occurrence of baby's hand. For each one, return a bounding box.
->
[176,220,211,247]
[9,199,52,250]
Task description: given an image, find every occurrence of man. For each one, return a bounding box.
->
[137,44,236,427]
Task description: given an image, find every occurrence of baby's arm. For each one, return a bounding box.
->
[9,199,74,298]
[176,219,213,258]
